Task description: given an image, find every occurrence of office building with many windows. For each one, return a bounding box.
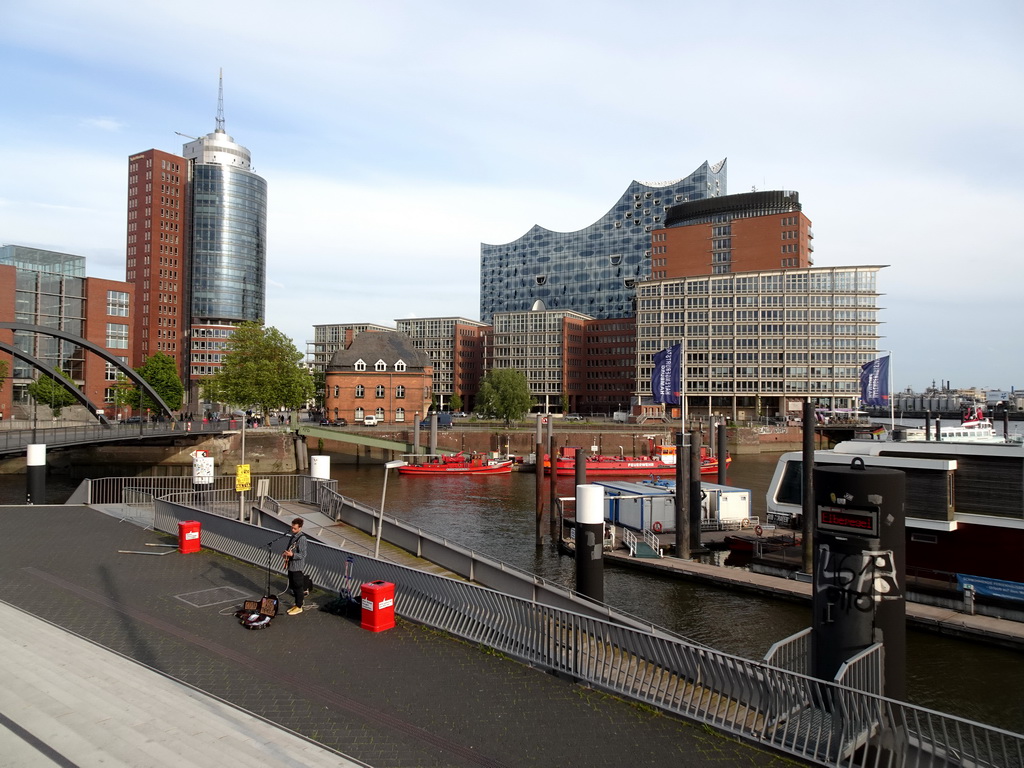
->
[485,309,591,413]
[307,323,395,376]
[0,244,134,421]
[396,317,487,412]
[479,160,726,323]
[634,266,886,422]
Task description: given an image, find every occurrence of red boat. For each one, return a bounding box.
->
[397,452,514,476]
[543,444,730,477]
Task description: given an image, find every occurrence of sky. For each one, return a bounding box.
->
[1,0,1022,393]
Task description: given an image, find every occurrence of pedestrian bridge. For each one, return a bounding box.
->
[296,424,454,459]
[0,420,233,459]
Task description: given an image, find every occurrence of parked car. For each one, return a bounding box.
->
[332,418,348,427]
[319,418,331,426]
[565,413,584,421]
[420,413,453,430]
[362,415,378,426]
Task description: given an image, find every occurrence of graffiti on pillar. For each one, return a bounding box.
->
[816,544,901,616]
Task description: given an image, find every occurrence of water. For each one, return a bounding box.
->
[1,455,1021,733]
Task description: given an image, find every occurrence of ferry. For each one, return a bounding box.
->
[765,431,1024,582]
[544,443,730,477]
[397,452,514,476]
[884,407,1021,444]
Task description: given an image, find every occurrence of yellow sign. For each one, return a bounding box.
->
[235,463,251,492]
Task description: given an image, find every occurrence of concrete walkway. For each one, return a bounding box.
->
[0,504,803,768]
[0,602,367,768]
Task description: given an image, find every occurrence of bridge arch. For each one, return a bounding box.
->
[0,322,174,422]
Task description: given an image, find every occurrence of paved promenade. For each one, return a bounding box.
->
[0,504,804,767]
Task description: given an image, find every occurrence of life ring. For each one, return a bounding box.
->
[754,525,764,537]
[652,521,663,533]
[741,518,750,529]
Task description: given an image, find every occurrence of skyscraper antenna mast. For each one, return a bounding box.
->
[215,68,225,133]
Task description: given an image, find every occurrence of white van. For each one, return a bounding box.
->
[363,415,378,426]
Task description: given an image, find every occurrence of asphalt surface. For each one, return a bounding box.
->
[0,504,807,767]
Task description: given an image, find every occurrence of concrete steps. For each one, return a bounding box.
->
[0,601,366,767]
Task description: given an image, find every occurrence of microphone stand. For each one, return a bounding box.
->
[264,532,289,597]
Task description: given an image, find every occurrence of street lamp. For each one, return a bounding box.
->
[374,460,406,559]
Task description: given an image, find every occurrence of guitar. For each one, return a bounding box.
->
[283,532,302,568]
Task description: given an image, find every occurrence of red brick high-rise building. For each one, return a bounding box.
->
[125,149,188,374]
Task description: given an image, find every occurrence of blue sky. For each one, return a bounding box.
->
[1,0,1022,392]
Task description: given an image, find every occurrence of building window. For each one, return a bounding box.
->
[375,384,386,398]
[354,360,366,371]
[355,384,364,398]
[395,360,406,372]
[107,290,129,317]
[333,385,339,398]
[106,323,129,349]
[395,385,406,399]
[375,359,386,371]
[395,407,405,422]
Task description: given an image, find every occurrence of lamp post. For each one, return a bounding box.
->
[375,460,406,559]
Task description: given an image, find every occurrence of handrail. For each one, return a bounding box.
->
[144,492,1024,768]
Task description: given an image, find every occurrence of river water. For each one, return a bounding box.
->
[1,451,1021,733]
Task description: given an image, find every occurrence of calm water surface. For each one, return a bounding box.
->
[1,451,1021,732]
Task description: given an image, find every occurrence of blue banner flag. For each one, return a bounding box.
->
[651,344,681,405]
[860,355,890,406]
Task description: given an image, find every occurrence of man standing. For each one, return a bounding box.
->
[283,518,309,615]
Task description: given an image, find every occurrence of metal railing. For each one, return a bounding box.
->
[0,420,236,456]
[143,493,1024,768]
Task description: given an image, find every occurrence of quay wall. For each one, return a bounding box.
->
[318,423,808,463]
[0,431,299,477]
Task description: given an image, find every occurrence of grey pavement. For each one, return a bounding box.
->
[0,504,806,767]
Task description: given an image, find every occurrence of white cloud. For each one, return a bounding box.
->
[1,0,1023,389]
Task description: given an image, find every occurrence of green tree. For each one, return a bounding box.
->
[474,368,533,427]
[119,352,184,415]
[449,392,463,413]
[200,322,313,417]
[312,368,326,410]
[27,369,78,418]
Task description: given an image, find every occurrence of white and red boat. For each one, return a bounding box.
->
[544,443,730,477]
[397,452,514,476]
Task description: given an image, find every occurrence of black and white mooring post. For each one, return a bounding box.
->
[575,484,605,603]
[26,443,46,504]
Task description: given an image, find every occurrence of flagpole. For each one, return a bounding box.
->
[879,349,894,430]
[679,343,686,433]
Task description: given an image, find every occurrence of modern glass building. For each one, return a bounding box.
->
[1,245,88,400]
[183,129,267,326]
[479,159,727,322]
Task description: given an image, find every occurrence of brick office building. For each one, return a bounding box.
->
[323,331,433,425]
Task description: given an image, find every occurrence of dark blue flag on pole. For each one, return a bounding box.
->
[651,344,681,405]
[860,355,890,406]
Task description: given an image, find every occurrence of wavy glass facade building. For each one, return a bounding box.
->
[479,160,727,322]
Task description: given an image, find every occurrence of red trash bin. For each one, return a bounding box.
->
[178,520,201,554]
[360,581,395,632]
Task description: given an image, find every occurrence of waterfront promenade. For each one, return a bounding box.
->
[0,503,803,768]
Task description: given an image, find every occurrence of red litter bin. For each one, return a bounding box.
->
[360,581,395,632]
[178,520,201,554]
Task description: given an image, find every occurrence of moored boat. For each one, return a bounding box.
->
[544,443,730,477]
[765,432,1024,582]
[398,452,514,476]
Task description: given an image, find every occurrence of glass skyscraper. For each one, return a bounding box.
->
[479,159,727,322]
[183,128,267,327]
